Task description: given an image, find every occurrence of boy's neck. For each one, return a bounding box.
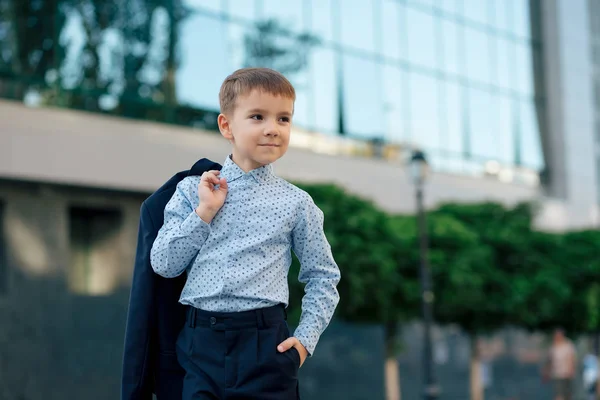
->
[230,154,267,173]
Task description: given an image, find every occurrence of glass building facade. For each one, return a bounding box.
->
[590,0,600,200]
[0,0,545,178]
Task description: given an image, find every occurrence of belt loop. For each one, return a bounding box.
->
[189,307,196,328]
[283,306,288,321]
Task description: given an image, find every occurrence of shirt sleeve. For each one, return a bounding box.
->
[291,194,341,356]
[150,177,211,278]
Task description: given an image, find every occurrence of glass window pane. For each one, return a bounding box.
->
[227,0,257,22]
[310,0,334,42]
[225,23,246,71]
[310,47,338,133]
[288,70,311,130]
[176,14,228,110]
[492,0,513,33]
[410,73,441,151]
[382,0,401,59]
[342,55,384,138]
[440,0,463,15]
[382,65,407,143]
[407,8,436,68]
[414,0,435,9]
[185,0,222,13]
[469,88,496,159]
[515,41,534,96]
[494,94,515,164]
[465,28,492,85]
[444,80,465,155]
[513,0,531,38]
[519,100,544,170]
[463,0,490,25]
[340,0,375,52]
[442,20,460,76]
[262,0,304,31]
[496,37,513,90]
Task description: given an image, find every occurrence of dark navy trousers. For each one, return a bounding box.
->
[176,304,301,400]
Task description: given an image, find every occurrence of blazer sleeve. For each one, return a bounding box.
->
[121,202,157,400]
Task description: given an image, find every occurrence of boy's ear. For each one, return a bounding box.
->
[218,113,233,141]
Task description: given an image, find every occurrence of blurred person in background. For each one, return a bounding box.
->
[543,328,577,400]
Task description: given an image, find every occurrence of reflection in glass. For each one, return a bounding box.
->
[513,0,531,38]
[443,80,465,156]
[342,54,384,138]
[410,73,441,151]
[184,0,222,13]
[382,0,401,59]
[241,20,319,74]
[439,0,462,15]
[494,94,515,164]
[226,23,246,71]
[492,0,513,33]
[469,88,497,159]
[227,0,257,22]
[466,28,492,85]
[413,0,435,9]
[519,100,544,170]
[310,0,334,42]
[463,0,490,25]
[310,48,338,133]
[176,14,228,110]
[495,37,513,90]
[515,42,534,96]
[262,0,305,32]
[340,0,375,52]
[407,8,436,68]
[382,65,406,143]
[442,20,460,76]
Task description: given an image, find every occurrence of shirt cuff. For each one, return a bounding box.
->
[180,210,211,241]
[293,326,321,357]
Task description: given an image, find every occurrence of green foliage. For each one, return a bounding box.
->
[286,183,600,340]
[288,183,405,325]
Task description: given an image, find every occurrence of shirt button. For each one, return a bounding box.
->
[210,317,217,325]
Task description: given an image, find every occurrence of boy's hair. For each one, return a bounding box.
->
[219,67,296,115]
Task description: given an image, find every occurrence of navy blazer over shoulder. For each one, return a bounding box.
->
[121,158,222,400]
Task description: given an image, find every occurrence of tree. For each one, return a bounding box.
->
[549,231,600,335]
[431,202,535,400]
[0,0,189,121]
[243,19,319,76]
[287,183,418,400]
[0,0,67,98]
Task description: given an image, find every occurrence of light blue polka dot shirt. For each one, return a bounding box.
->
[150,156,341,355]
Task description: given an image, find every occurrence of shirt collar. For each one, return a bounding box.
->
[220,155,275,184]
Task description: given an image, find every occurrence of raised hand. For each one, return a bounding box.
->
[195,170,228,223]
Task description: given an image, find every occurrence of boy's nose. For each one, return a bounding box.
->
[264,123,279,136]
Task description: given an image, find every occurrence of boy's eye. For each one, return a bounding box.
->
[279,117,290,123]
[250,114,263,120]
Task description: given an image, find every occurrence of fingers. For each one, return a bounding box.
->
[218,177,228,191]
[200,170,222,186]
[277,337,298,353]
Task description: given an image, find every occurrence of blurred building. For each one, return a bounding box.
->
[0,0,598,399]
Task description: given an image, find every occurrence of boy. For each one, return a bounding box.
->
[150,67,341,400]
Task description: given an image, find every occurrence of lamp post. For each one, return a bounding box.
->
[409,150,439,400]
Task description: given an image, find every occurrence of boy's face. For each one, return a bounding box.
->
[218,89,293,172]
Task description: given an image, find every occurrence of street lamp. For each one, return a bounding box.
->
[408,150,440,400]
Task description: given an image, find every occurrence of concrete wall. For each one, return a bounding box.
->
[0,180,143,400]
[0,99,557,218]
